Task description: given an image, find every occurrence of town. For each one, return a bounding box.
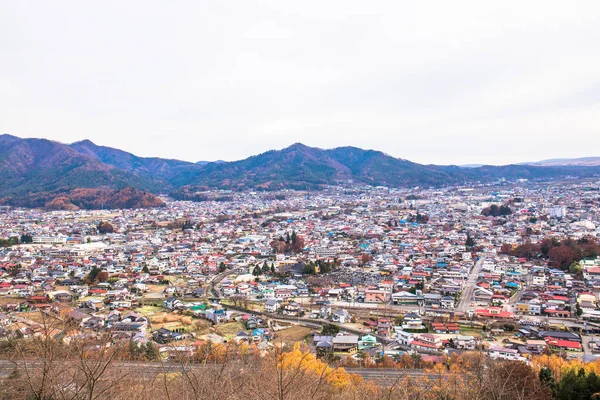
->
[0,181,599,373]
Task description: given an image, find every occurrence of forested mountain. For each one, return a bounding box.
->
[2,134,600,208]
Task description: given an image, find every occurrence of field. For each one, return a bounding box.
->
[136,305,163,315]
[274,325,312,345]
[0,296,23,305]
[13,310,61,324]
[215,321,245,340]
[458,328,483,338]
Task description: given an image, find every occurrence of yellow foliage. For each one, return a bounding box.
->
[278,342,360,389]
[531,355,600,382]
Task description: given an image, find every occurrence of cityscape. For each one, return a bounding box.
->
[1,176,600,398]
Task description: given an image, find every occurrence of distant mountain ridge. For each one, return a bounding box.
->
[521,157,600,167]
[1,134,600,208]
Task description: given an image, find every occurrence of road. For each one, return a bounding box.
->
[581,335,600,356]
[456,257,484,313]
[208,267,244,298]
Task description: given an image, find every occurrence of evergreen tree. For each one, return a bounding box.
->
[270,264,275,275]
[142,265,150,274]
[466,233,476,248]
[145,342,159,361]
[538,367,555,390]
[262,260,269,274]
[20,233,33,244]
[291,231,297,244]
[85,266,101,284]
[252,266,261,276]
[129,340,142,360]
[219,262,227,273]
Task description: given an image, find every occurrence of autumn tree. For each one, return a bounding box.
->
[97,221,114,234]
[84,266,102,284]
[97,271,109,282]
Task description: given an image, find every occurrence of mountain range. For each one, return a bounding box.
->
[521,157,600,167]
[1,134,599,209]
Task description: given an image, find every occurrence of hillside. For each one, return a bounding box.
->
[0,135,162,195]
[0,135,166,209]
[325,147,469,187]
[0,187,165,210]
[69,139,203,186]
[188,143,354,190]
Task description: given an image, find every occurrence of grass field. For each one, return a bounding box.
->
[274,325,312,345]
[151,321,189,331]
[215,321,245,340]
[459,329,483,338]
[0,297,23,305]
[136,305,163,315]
[13,310,61,324]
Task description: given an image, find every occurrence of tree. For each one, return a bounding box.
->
[144,342,159,361]
[415,213,429,224]
[85,266,101,284]
[576,302,583,317]
[219,262,227,273]
[483,360,551,400]
[321,324,339,335]
[270,264,275,275]
[97,271,109,282]
[302,263,316,275]
[360,254,373,265]
[538,366,556,389]
[482,204,512,217]
[97,221,114,234]
[142,265,150,274]
[252,266,261,277]
[292,235,305,253]
[466,233,476,248]
[20,233,33,244]
[548,245,580,269]
[262,260,269,274]
[291,231,297,245]
[569,261,583,276]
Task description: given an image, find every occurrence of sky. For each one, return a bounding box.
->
[1,1,600,166]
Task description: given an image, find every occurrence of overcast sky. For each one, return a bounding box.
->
[2,1,600,165]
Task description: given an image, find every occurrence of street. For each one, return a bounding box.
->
[456,257,484,313]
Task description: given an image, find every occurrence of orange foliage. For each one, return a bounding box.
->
[279,343,361,390]
[43,187,165,211]
[531,354,600,382]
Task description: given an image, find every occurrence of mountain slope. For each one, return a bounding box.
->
[188,143,353,190]
[3,134,600,203]
[184,144,600,191]
[0,135,157,194]
[70,139,203,186]
[325,147,469,187]
[0,134,164,209]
